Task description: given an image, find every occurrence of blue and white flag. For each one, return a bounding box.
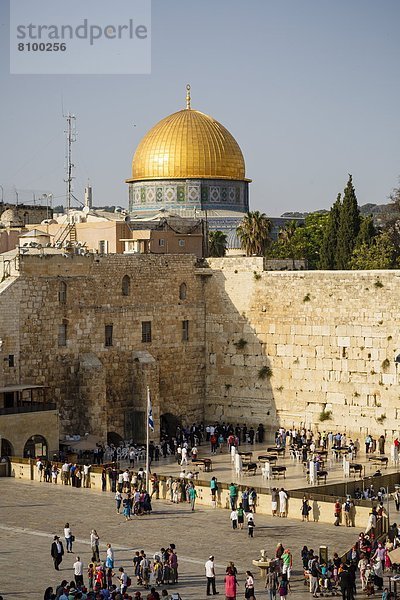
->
[148,390,154,432]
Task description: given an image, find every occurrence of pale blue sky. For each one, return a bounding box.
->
[0,0,399,215]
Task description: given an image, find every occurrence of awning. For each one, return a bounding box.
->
[0,384,45,393]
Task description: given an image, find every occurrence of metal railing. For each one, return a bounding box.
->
[0,403,56,416]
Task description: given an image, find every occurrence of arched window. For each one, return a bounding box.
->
[179,282,187,300]
[1,438,13,457]
[23,435,48,458]
[122,275,130,296]
[58,280,67,304]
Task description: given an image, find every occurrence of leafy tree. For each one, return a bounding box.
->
[236,211,272,256]
[356,215,376,247]
[268,213,328,269]
[278,220,298,269]
[380,180,400,264]
[208,230,227,257]
[335,175,361,269]
[350,231,398,269]
[319,194,341,269]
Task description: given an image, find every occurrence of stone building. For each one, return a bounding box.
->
[0,252,208,450]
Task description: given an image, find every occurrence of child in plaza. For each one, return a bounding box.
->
[230,508,238,529]
[247,514,255,537]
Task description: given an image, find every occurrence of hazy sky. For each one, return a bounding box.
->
[0,0,399,216]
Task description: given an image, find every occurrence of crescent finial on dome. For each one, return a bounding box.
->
[186,84,191,109]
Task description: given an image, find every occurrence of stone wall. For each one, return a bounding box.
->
[0,254,207,440]
[205,258,400,439]
[0,410,59,456]
[0,203,51,224]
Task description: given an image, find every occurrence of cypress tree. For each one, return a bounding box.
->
[319,194,342,269]
[335,175,361,269]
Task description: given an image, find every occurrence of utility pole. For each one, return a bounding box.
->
[64,113,76,218]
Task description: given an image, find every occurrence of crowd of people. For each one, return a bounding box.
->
[36,421,400,600]
[46,538,182,600]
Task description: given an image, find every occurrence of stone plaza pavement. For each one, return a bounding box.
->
[0,478,382,599]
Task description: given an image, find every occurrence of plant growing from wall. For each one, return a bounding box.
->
[258,365,272,379]
[234,338,248,350]
[376,414,386,424]
[354,391,360,398]
[374,279,384,288]
[382,358,390,370]
[253,271,261,281]
[319,410,333,422]
[276,385,284,392]
[303,293,311,302]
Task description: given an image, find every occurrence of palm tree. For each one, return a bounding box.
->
[278,220,299,269]
[208,230,228,257]
[236,211,272,256]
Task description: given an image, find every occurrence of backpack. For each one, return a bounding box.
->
[126,576,131,587]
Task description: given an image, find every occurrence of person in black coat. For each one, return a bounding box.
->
[50,535,64,570]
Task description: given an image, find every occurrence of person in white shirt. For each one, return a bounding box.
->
[119,567,128,593]
[83,464,91,488]
[230,509,238,529]
[279,488,288,517]
[180,447,188,466]
[73,556,84,587]
[106,543,114,568]
[36,459,43,482]
[64,522,73,553]
[61,461,70,485]
[122,469,130,491]
[205,555,218,595]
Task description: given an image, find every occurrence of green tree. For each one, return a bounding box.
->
[356,215,376,247]
[380,180,400,264]
[319,194,341,269]
[236,211,272,256]
[268,213,328,269]
[350,231,398,269]
[208,230,228,257]
[278,220,298,269]
[335,175,361,269]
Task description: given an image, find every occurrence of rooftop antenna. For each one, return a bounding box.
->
[63,112,77,218]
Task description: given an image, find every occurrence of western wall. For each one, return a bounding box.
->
[205,257,400,440]
[2,252,400,443]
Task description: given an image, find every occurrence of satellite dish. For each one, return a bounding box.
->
[124,215,131,223]
[82,206,90,215]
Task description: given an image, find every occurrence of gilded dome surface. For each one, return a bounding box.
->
[129,105,246,182]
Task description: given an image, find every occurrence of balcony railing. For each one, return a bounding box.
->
[0,403,56,416]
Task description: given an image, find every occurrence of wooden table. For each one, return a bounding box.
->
[258,455,278,464]
[349,463,363,477]
[192,459,213,472]
[367,455,388,468]
[267,447,285,455]
[271,465,286,479]
[242,462,257,475]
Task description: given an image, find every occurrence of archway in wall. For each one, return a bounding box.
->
[1,438,13,457]
[23,435,48,458]
[107,431,124,446]
[160,413,181,437]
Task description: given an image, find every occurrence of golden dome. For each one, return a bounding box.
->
[128,91,246,182]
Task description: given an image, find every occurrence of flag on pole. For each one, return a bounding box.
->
[148,389,154,432]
